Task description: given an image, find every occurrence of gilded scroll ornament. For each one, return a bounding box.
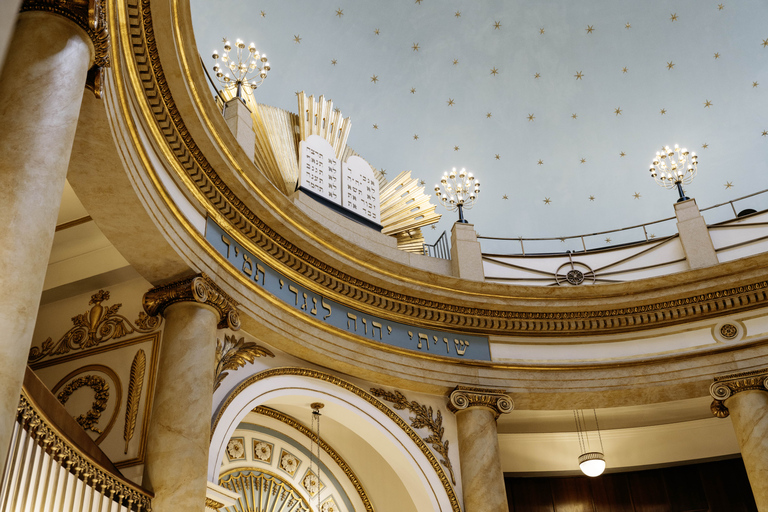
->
[143,273,240,330]
[205,497,225,510]
[709,368,768,418]
[370,388,456,485]
[56,375,109,434]
[29,290,159,363]
[214,335,274,391]
[124,349,146,453]
[448,385,514,419]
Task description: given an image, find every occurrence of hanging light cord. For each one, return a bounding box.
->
[312,407,322,511]
[593,408,604,454]
[573,410,586,454]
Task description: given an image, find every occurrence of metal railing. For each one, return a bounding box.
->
[423,230,451,260]
[479,189,768,256]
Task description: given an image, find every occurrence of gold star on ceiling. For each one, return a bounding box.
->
[633,192,641,199]
[763,39,768,48]
[410,87,416,94]
[718,4,724,10]
[762,130,768,136]
[667,61,675,70]
[702,143,709,149]
[586,25,594,34]
[412,43,420,51]
[543,198,551,205]
[431,225,436,230]
[490,67,499,76]
[495,154,500,160]
[413,134,419,140]
[370,75,379,83]
[614,107,622,115]
[660,108,667,115]
[260,10,266,17]
[625,22,631,29]
[293,35,302,43]
[620,151,626,157]
[754,82,759,87]
[670,13,678,21]
[333,107,340,113]
[454,145,460,151]
[374,28,380,35]
[580,158,586,164]
[415,0,422,4]
[589,195,595,201]
[447,98,455,106]
[605,238,612,243]
[486,112,492,118]
[572,113,578,119]
[331,59,337,65]
[494,21,502,30]
[336,8,343,17]
[540,28,545,35]
[534,73,541,79]
[537,159,543,165]
[419,180,426,186]
[622,67,629,73]
[574,71,584,80]
[704,100,713,108]
[725,181,734,189]
[503,194,509,200]
[527,114,535,121]
[714,52,720,59]
[649,234,656,239]
[373,124,378,130]
[455,11,461,18]
[453,59,459,65]
[380,169,387,176]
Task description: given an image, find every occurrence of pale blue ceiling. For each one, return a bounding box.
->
[190,0,768,253]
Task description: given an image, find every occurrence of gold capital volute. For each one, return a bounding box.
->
[447,385,514,419]
[710,368,768,418]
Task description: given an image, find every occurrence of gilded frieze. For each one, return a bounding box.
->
[214,334,274,391]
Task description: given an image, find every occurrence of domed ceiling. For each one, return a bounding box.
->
[190,0,768,253]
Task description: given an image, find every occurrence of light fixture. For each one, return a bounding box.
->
[310,402,324,511]
[648,144,698,202]
[211,38,271,101]
[434,167,481,223]
[574,409,605,477]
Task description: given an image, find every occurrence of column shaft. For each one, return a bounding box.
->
[725,390,768,510]
[142,302,218,511]
[456,408,509,512]
[0,12,92,466]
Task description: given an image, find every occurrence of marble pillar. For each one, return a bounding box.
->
[0,10,96,467]
[675,199,718,269]
[449,386,514,512]
[710,368,768,510]
[142,274,240,512]
[450,223,484,281]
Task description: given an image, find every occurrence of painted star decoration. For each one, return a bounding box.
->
[754,82,759,88]
[495,154,500,160]
[589,195,595,201]
[725,182,734,189]
[586,25,594,34]
[486,112,492,118]
[537,159,544,165]
[633,192,641,199]
[714,52,721,59]
[494,21,502,30]
[503,195,509,200]
[370,75,379,83]
[670,13,678,21]
[625,23,631,29]
[454,145,460,151]
[762,130,767,136]
[580,158,587,164]
[702,143,709,149]
[605,238,612,243]
[331,59,337,65]
[540,28,545,35]
[260,10,265,17]
[374,28,380,35]
[622,67,629,73]
[413,134,419,140]
[534,73,541,79]
[412,43,420,52]
[543,198,551,205]
[455,11,461,18]
[620,151,626,157]
[410,87,416,94]
[527,114,535,121]
[614,107,622,116]
[667,61,675,70]
[660,108,667,115]
[490,67,499,76]
[447,98,455,106]
[572,113,578,119]
[763,39,768,48]
[718,4,724,9]
[335,8,343,17]
[293,35,302,44]
[574,71,584,80]
[373,124,378,130]
[453,59,459,65]
[704,100,713,108]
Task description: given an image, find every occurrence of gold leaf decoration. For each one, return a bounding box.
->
[29,290,159,363]
[124,349,146,453]
[370,388,456,484]
[214,335,275,391]
[57,375,109,434]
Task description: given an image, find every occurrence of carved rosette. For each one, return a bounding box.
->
[448,385,514,419]
[710,368,768,418]
[143,273,240,330]
[20,0,110,96]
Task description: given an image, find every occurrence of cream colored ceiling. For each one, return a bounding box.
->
[190,0,768,252]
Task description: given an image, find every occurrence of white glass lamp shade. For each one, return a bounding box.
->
[578,452,605,477]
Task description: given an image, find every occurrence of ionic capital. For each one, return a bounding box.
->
[710,368,768,418]
[448,385,513,419]
[143,273,240,330]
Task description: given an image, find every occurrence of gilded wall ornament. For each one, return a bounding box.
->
[29,290,159,363]
[143,273,240,330]
[226,438,245,461]
[720,323,738,339]
[370,388,456,485]
[302,469,323,496]
[214,334,274,391]
[123,349,145,453]
[448,385,514,419]
[710,368,768,418]
[279,450,300,477]
[56,375,109,434]
[321,499,338,512]
[253,440,273,463]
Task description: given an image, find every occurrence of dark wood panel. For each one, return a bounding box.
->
[552,477,594,512]
[662,465,707,512]
[509,478,556,512]
[699,459,758,512]
[627,470,670,512]
[591,473,635,512]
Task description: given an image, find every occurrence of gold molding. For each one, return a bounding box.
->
[204,497,224,510]
[447,385,514,419]
[215,335,274,391]
[710,368,768,418]
[213,367,460,512]
[143,273,240,330]
[253,406,375,512]
[124,349,146,453]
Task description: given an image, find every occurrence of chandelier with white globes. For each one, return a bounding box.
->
[211,39,270,101]
[434,167,481,223]
[648,144,698,202]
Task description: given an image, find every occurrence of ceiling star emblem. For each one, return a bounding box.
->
[667,61,675,70]
[580,158,586,164]
[633,192,641,199]
[331,59,337,65]
[374,28,380,35]
[503,194,509,199]
[614,107,622,115]
[453,59,459,65]
[381,169,387,176]
[702,143,709,149]
[560,238,566,242]
[625,22,631,29]
[413,134,419,140]
[447,98,455,106]
[260,10,266,17]
[586,25,594,34]
[490,67,499,76]
[494,21,502,30]
[431,225,436,230]
[420,180,425,185]
[620,151,626,157]
[589,195,595,201]
[486,112,492,118]
[649,234,656,239]
[540,28,545,34]
[336,8,343,17]
[543,198,551,205]
[537,159,543,165]
[333,107,340,113]
[660,108,667,115]
[725,181,734,189]
[714,52,720,59]
[670,13,678,21]
[373,124,378,130]
[412,43,420,51]
[574,71,584,80]
[754,81,759,87]
[704,100,713,108]
[415,0,422,4]
[410,87,416,94]
[605,238,612,243]
[455,11,461,18]
[718,4,724,9]
[495,154,500,160]
[527,114,535,121]
[572,113,578,119]
[454,145,459,151]
[763,39,768,48]
[622,66,628,73]
[762,130,767,136]
[371,74,379,83]
[293,35,302,44]
[534,72,541,79]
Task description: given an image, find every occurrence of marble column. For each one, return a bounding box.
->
[0,2,107,468]
[710,368,768,509]
[142,274,240,512]
[450,223,484,281]
[449,386,514,512]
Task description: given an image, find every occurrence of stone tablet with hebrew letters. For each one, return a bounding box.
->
[342,156,381,224]
[298,135,341,205]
